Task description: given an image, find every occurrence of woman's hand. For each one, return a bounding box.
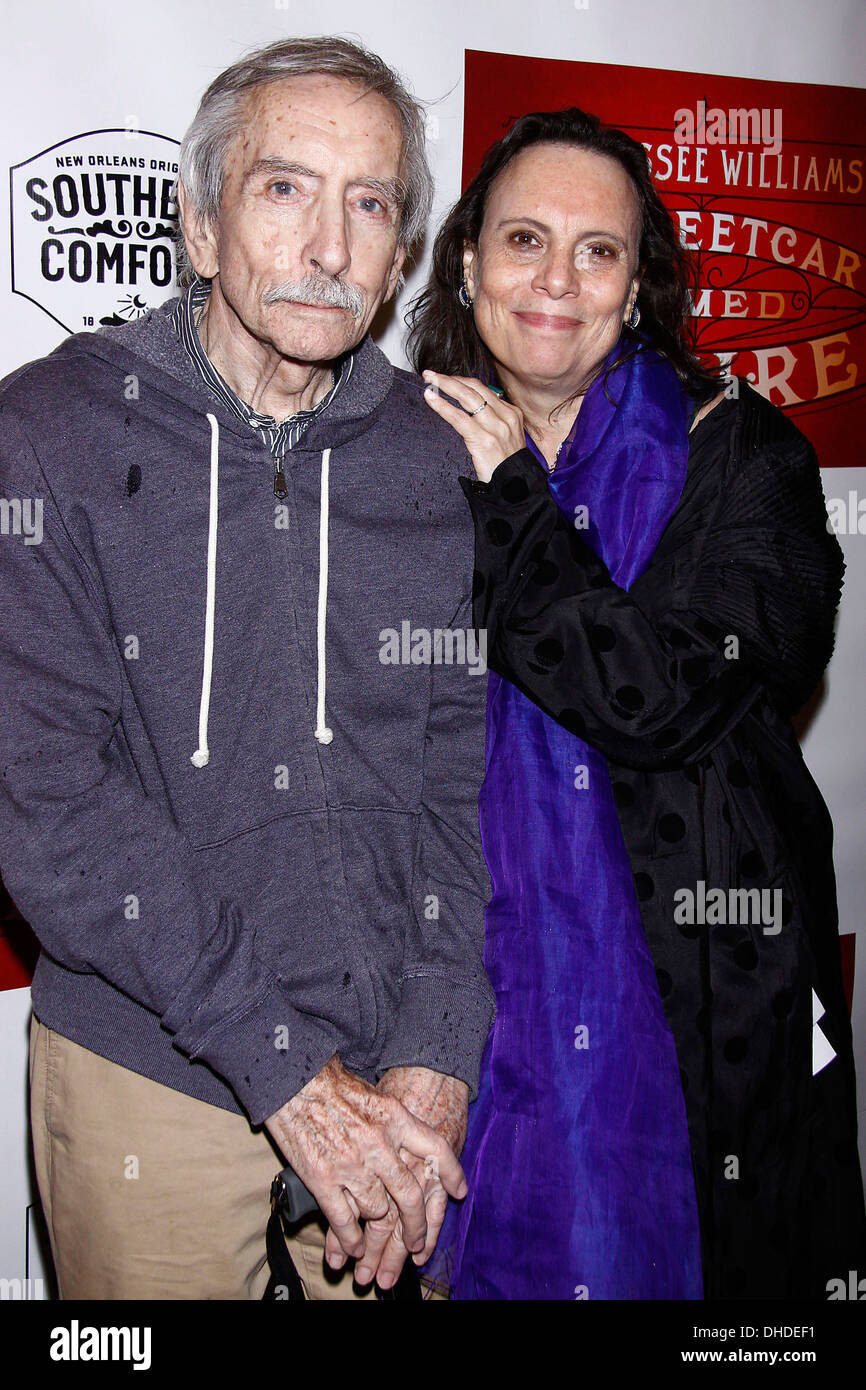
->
[422,371,525,484]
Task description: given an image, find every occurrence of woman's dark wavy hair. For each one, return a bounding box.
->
[406,106,720,406]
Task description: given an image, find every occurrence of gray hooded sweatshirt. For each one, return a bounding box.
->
[0,299,495,1126]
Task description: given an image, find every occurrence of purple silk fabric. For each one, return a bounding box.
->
[424,342,704,1300]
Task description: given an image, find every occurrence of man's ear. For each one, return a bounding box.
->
[176,182,220,280]
[462,244,478,300]
[384,242,408,302]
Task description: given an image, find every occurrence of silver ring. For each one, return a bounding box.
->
[470,400,488,416]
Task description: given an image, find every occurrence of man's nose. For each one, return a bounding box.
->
[531,245,579,298]
[304,197,352,279]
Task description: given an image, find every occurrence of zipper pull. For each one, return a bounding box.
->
[274,462,288,499]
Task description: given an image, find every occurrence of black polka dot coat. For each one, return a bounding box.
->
[460,381,866,1300]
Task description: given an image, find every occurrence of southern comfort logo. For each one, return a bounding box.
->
[462,53,866,467]
[10,128,180,333]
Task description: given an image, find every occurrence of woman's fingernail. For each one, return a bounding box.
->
[377,1272,395,1289]
[327,1252,345,1269]
[424,384,439,398]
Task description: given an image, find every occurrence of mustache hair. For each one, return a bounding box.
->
[262,274,365,318]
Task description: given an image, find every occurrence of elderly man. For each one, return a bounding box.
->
[0,37,494,1300]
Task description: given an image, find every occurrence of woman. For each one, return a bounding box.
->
[408,107,866,1300]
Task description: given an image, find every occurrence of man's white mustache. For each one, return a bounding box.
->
[262,274,365,318]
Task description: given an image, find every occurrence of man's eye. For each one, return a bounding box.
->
[270,181,297,196]
[358,196,385,213]
[511,232,540,247]
[588,243,616,257]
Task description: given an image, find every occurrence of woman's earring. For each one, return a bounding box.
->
[458,275,473,309]
[627,301,641,329]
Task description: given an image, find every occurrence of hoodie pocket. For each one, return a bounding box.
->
[192,810,365,1048]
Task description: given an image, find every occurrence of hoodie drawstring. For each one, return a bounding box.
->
[314,447,333,744]
[190,420,333,767]
[190,413,220,768]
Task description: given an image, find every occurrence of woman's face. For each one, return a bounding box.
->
[463,143,642,398]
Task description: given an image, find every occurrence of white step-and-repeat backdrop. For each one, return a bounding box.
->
[0,0,863,1297]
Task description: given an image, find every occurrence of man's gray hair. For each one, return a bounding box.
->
[175,35,433,288]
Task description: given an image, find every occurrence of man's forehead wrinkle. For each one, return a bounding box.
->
[238,80,399,136]
[223,81,404,199]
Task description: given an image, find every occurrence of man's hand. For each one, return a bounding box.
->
[264,1055,467,1266]
[324,1066,470,1289]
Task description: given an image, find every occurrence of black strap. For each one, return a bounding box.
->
[262,1167,423,1301]
[262,1205,307,1301]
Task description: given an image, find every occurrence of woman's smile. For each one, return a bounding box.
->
[512,310,584,331]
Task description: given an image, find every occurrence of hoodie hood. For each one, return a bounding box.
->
[84,294,397,454]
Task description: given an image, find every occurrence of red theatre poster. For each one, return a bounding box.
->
[463,52,866,467]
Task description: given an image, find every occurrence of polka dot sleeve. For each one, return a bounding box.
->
[459,430,843,772]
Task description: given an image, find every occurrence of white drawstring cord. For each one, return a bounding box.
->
[314,447,333,745]
[190,423,331,760]
[190,413,220,768]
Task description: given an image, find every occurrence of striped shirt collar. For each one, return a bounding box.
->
[171,276,353,460]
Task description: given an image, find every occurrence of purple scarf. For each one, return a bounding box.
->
[423,339,704,1300]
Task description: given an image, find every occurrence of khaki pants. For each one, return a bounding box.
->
[28,1014,444,1301]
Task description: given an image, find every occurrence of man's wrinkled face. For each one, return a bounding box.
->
[189,74,407,364]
